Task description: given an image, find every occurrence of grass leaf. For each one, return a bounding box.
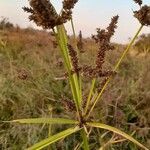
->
[10,118,78,125]
[80,129,90,150]
[57,25,81,110]
[27,126,81,150]
[87,122,149,150]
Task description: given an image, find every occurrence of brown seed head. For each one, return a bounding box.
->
[63,0,78,10]
[92,16,119,77]
[17,69,29,80]
[67,44,81,74]
[134,5,150,26]
[23,0,58,29]
[106,15,119,41]
[61,96,75,112]
[60,0,78,23]
[82,65,95,78]
[77,30,84,52]
[133,0,143,6]
[23,0,78,29]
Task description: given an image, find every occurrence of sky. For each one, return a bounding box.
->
[0,0,149,43]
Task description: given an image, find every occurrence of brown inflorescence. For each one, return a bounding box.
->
[61,96,75,112]
[91,16,119,78]
[67,44,81,75]
[63,0,78,10]
[23,0,78,29]
[133,0,143,6]
[77,30,84,53]
[60,0,78,24]
[134,5,150,26]
[80,16,119,79]
[82,65,95,78]
[23,0,58,29]
[17,69,29,80]
[107,15,119,41]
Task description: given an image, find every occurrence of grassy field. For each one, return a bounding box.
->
[0,27,150,149]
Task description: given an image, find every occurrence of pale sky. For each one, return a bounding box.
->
[0,0,149,43]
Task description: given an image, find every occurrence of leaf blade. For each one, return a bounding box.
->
[27,126,81,150]
[87,122,149,150]
[10,118,78,125]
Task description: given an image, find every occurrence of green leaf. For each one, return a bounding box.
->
[87,122,149,150]
[27,126,81,150]
[57,25,81,111]
[10,118,78,125]
[80,129,90,150]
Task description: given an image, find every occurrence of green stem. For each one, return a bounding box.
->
[71,19,76,45]
[80,129,90,150]
[55,25,82,120]
[70,19,83,108]
[86,25,143,119]
[84,79,96,115]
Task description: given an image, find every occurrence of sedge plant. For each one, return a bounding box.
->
[7,0,150,149]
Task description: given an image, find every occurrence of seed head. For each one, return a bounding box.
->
[63,0,78,10]
[23,0,79,29]
[92,16,119,78]
[67,44,81,74]
[107,15,119,41]
[61,96,75,112]
[82,65,95,78]
[60,0,79,23]
[77,30,84,52]
[81,16,119,79]
[134,5,150,26]
[133,0,143,6]
[17,69,29,80]
[23,0,58,29]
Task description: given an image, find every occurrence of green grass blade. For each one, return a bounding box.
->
[87,122,149,150]
[80,129,90,150]
[60,25,82,108]
[84,79,96,115]
[27,126,81,150]
[70,19,83,106]
[9,118,78,125]
[56,25,81,110]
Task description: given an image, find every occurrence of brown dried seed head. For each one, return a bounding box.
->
[77,30,84,52]
[67,44,80,74]
[59,0,79,23]
[23,0,59,29]
[92,16,119,77]
[24,0,78,29]
[23,7,34,13]
[18,69,28,80]
[63,0,78,10]
[134,5,150,26]
[61,97,75,112]
[97,77,108,93]
[106,15,119,41]
[82,65,95,78]
[133,0,143,6]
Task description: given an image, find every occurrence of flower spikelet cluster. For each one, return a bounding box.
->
[133,0,143,6]
[68,44,81,75]
[134,5,150,26]
[23,0,78,29]
[82,15,119,78]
